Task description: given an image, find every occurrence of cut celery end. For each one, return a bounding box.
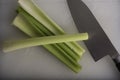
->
[12,14,38,37]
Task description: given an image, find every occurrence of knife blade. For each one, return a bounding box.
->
[67,0,120,71]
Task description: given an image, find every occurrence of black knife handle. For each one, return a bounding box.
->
[113,55,120,72]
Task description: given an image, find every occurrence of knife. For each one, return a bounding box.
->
[67,0,120,71]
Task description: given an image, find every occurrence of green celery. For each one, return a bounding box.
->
[3,33,88,52]
[18,0,85,57]
[13,14,80,67]
[12,14,81,73]
[17,7,82,62]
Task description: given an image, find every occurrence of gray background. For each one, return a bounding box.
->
[0,0,120,79]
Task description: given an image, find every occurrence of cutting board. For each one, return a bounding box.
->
[0,0,120,79]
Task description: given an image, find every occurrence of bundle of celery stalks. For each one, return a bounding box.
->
[3,0,88,73]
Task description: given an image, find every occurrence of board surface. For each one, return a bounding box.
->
[0,0,120,79]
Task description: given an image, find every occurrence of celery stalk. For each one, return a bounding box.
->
[7,0,88,73]
[18,0,85,57]
[3,33,88,52]
[13,14,80,66]
[12,15,81,73]
[17,7,83,62]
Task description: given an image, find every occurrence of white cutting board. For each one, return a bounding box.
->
[0,0,120,79]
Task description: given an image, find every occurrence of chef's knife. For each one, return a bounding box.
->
[67,0,120,71]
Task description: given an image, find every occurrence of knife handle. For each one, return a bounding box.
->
[113,55,120,72]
